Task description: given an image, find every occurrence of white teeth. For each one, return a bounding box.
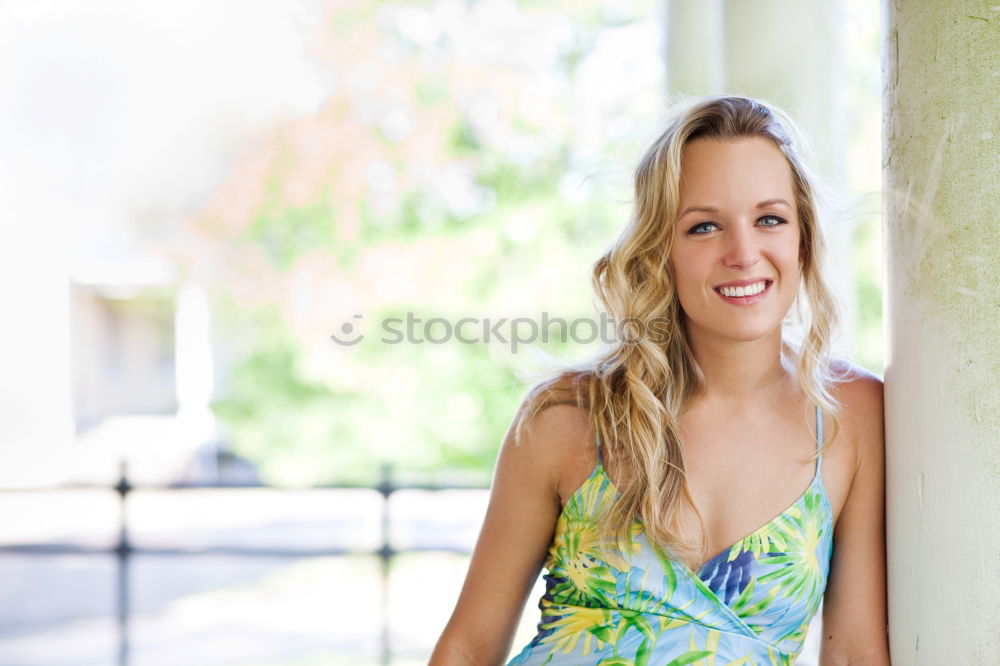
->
[719,281,767,298]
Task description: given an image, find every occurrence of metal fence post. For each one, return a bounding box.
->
[114,461,132,666]
[377,462,395,666]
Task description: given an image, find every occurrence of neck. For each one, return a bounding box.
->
[684,325,793,408]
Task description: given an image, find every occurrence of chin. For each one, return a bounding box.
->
[720,330,778,343]
[683,324,772,346]
[706,319,784,344]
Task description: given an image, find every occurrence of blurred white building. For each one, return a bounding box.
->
[0,0,332,487]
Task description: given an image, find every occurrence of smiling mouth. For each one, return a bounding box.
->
[713,280,773,303]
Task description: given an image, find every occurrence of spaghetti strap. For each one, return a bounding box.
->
[595,429,603,465]
[814,404,824,478]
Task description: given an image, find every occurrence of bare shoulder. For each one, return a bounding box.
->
[513,377,599,507]
[829,358,883,422]
[830,356,883,390]
[430,380,595,662]
[519,399,592,443]
[828,358,885,475]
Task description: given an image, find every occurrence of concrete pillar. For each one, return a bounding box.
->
[665,0,725,94]
[175,282,220,480]
[883,2,1000,663]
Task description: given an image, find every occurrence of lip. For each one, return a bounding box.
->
[712,277,773,289]
[713,279,773,305]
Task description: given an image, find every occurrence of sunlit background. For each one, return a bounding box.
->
[0,1,882,664]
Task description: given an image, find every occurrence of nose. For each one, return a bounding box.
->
[722,223,760,270]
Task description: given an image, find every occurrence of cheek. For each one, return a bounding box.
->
[778,236,802,272]
[671,260,704,304]
[784,263,803,297]
[671,256,712,314]
[671,244,710,277]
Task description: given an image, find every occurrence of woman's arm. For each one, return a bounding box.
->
[430,404,590,665]
[820,370,891,665]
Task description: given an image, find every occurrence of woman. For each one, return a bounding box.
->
[430,95,889,665]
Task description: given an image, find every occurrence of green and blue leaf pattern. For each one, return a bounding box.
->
[507,449,834,665]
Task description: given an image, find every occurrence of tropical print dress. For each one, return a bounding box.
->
[507,406,833,666]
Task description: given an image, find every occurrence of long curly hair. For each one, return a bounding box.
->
[510,94,850,568]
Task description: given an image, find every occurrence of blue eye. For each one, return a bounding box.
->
[759,215,787,227]
[687,222,718,235]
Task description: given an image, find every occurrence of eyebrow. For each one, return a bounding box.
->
[677,198,793,219]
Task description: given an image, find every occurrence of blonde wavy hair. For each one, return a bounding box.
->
[510,94,850,568]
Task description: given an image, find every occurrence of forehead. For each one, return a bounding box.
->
[677,137,795,204]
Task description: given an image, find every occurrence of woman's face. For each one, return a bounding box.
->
[669,136,802,346]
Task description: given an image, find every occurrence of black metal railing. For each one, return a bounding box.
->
[0,462,487,666]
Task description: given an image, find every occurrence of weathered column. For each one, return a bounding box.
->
[883,2,1000,663]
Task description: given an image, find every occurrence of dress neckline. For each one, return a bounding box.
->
[589,461,827,576]
[581,404,828,575]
